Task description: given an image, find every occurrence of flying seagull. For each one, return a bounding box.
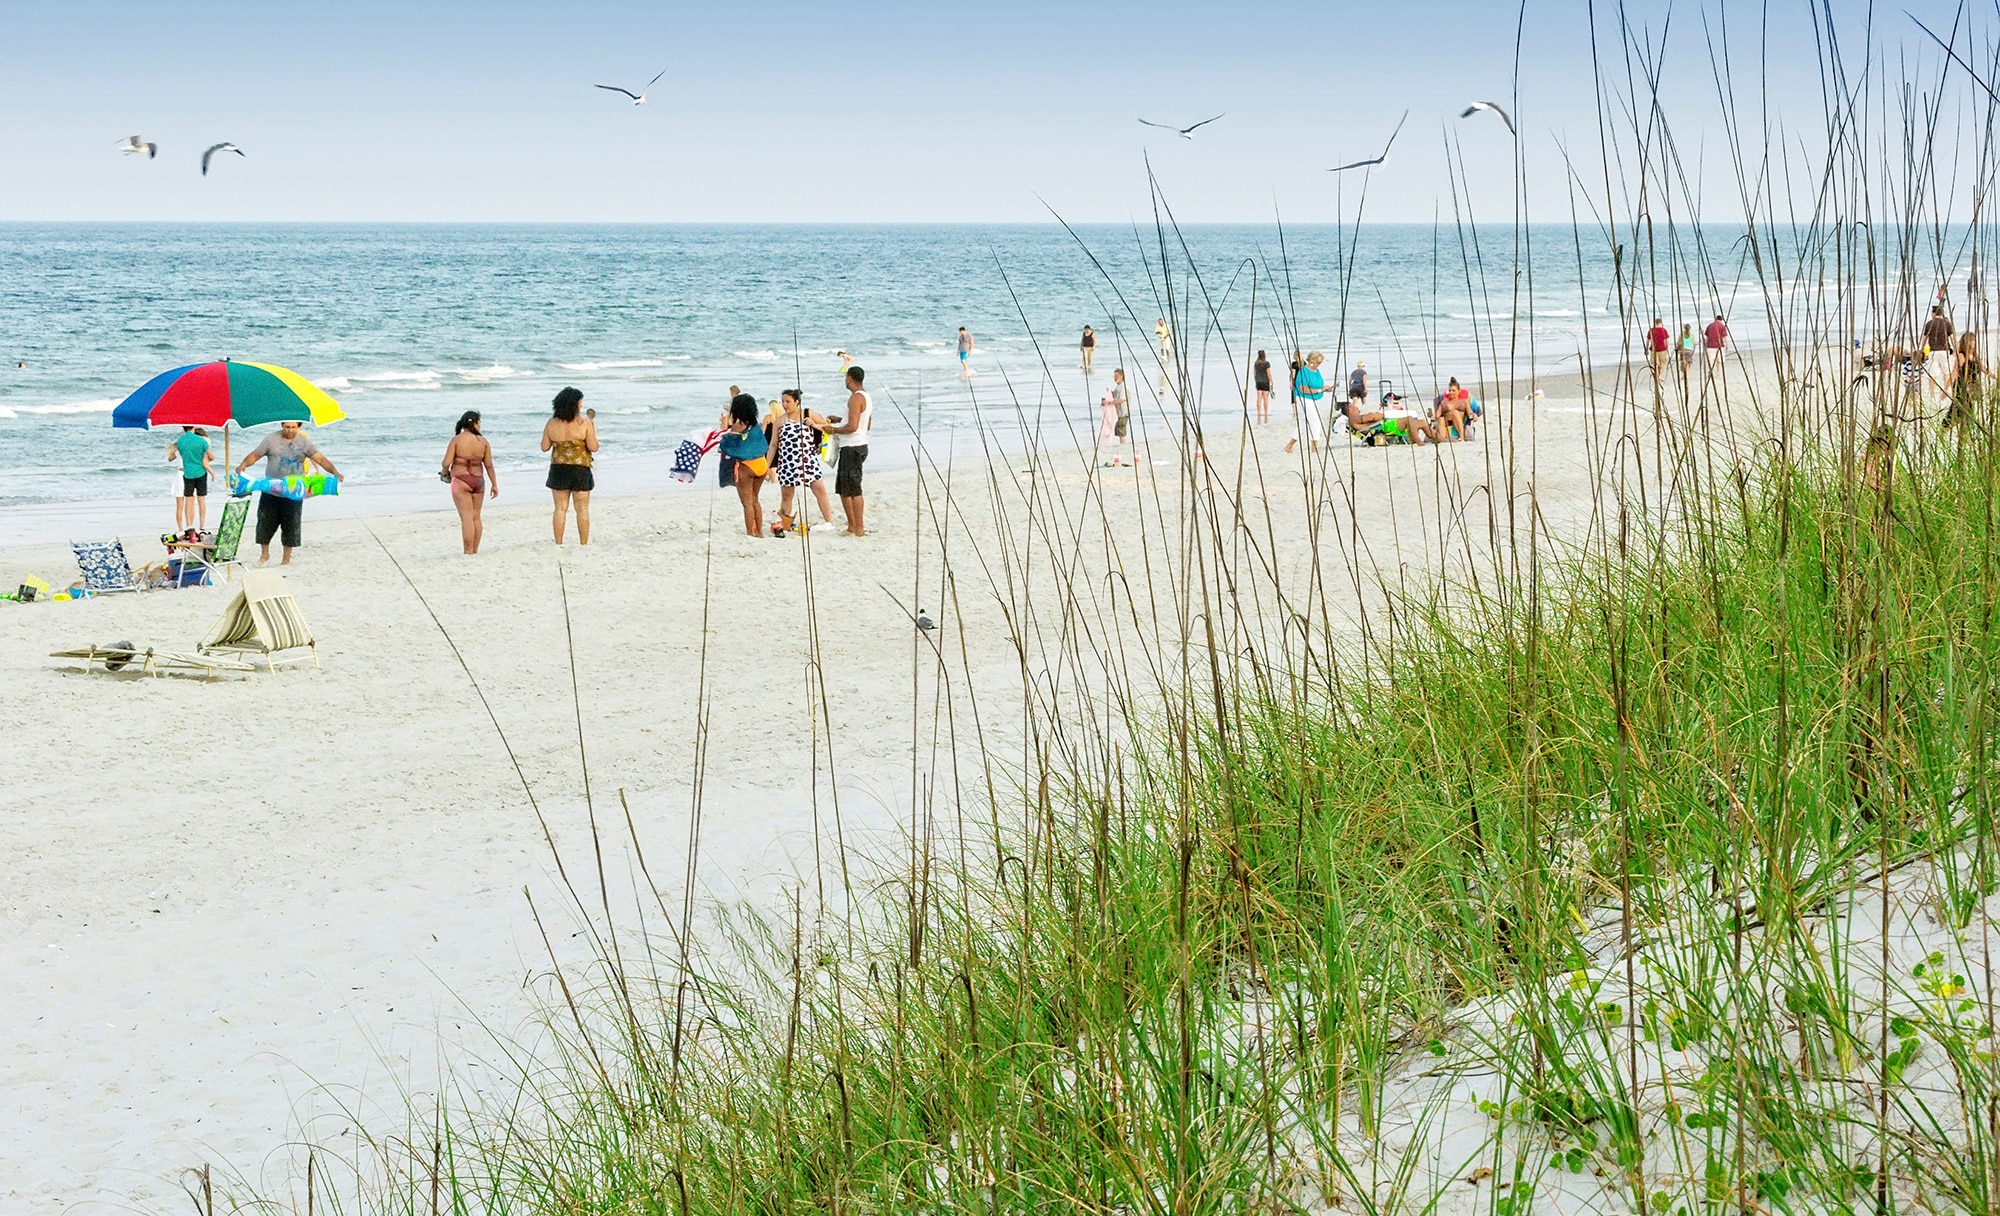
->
[201,143,244,176]
[1327,110,1410,173]
[117,135,157,159]
[595,69,667,106]
[1460,100,1517,135]
[1137,113,1224,139]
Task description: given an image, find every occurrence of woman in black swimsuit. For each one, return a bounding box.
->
[1253,350,1273,423]
[1081,325,1097,372]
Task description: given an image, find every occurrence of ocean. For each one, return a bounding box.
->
[0,222,1665,542]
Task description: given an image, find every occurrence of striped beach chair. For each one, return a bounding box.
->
[198,568,319,670]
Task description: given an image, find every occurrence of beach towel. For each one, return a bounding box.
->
[230,472,339,501]
[670,428,722,483]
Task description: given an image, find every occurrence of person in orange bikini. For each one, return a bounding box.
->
[440,410,497,554]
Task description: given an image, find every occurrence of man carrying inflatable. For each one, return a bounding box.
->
[235,419,343,566]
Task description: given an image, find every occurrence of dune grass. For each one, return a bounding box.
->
[197,9,2000,1214]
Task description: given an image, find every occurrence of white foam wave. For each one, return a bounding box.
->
[607,406,652,414]
[556,359,666,372]
[662,354,692,361]
[907,340,946,349]
[456,364,534,382]
[354,371,441,385]
[0,398,117,417]
[313,376,352,390]
[733,350,779,361]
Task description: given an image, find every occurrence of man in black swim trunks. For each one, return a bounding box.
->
[235,420,342,566]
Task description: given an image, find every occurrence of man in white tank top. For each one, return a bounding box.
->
[816,366,872,536]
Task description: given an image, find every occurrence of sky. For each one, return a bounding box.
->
[0,0,1986,224]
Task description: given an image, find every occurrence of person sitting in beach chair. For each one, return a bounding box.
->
[1434,378,1476,436]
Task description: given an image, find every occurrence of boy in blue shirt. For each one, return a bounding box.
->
[168,425,214,532]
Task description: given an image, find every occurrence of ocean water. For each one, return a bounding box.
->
[0,223,1652,533]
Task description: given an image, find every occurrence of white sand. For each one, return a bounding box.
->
[0,356,1773,1209]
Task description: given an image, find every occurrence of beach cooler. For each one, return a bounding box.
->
[164,556,210,588]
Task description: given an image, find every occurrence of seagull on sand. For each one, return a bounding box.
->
[201,143,244,176]
[1460,100,1517,135]
[916,610,937,633]
[116,136,157,159]
[595,69,667,106]
[1327,110,1409,173]
[1138,114,1224,139]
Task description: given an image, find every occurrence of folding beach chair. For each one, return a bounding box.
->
[198,568,319,670]
[184,498,249,583]
[49,642,254,679]
[70,539,142,593]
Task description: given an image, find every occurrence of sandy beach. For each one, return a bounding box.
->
[0,353,1724,1209]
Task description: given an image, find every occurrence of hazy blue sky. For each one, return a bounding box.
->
[0,1,1978,223]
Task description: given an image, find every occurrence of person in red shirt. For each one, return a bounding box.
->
[1646,318,1671,385]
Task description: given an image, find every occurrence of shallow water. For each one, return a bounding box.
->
[0,221,1718,533]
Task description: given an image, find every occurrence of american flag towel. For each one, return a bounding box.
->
[669,428,722,483]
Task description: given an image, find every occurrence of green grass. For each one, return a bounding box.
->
[233,410,2000,1216]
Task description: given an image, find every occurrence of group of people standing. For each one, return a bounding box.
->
[715,365,873,538]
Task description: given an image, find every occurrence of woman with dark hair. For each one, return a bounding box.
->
[718,393,770,536]
[541,386,598,544]
[440,409,497,554]
[773,388,834,534]
[1253,350,1273,423]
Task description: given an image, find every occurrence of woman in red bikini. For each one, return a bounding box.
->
[441,410,498,554]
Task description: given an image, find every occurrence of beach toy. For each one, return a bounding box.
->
[112,360,345,431]
[230,471,339,501]
[17,575,50,603]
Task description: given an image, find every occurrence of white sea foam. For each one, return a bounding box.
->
[608,406,652,414]
[906,340,946,349]
[733,350,779,361]
[456,365,534,383]
[354,371,441,385]
[313,377,353,390]
[557,359,666,371]
[0,398,117,418]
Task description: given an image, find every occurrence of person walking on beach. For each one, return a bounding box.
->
[440,410,497,555]
[773,388,835,534]
[1677,322,1696,396]
[811,366,872,535]
[957,327,975,378]
[1924,304,1956,405]
[1645,317,1670,387]
[1253,350,1273,423]
[1703,313,1730,383]
[719,393,771,537]
[1287,352,1331,455]
[168,425,213,532]
[1099,368,1132,466]
[1080,325,1097,372]
[1347,360,1369,415]
[235,419,342,566]
[542,386,598,546]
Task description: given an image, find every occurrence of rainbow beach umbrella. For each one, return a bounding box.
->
[112,359,346,431]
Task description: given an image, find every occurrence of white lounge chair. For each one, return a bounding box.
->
[50,643,254,679]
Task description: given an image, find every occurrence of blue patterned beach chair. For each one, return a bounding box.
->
[70,539,141,594]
